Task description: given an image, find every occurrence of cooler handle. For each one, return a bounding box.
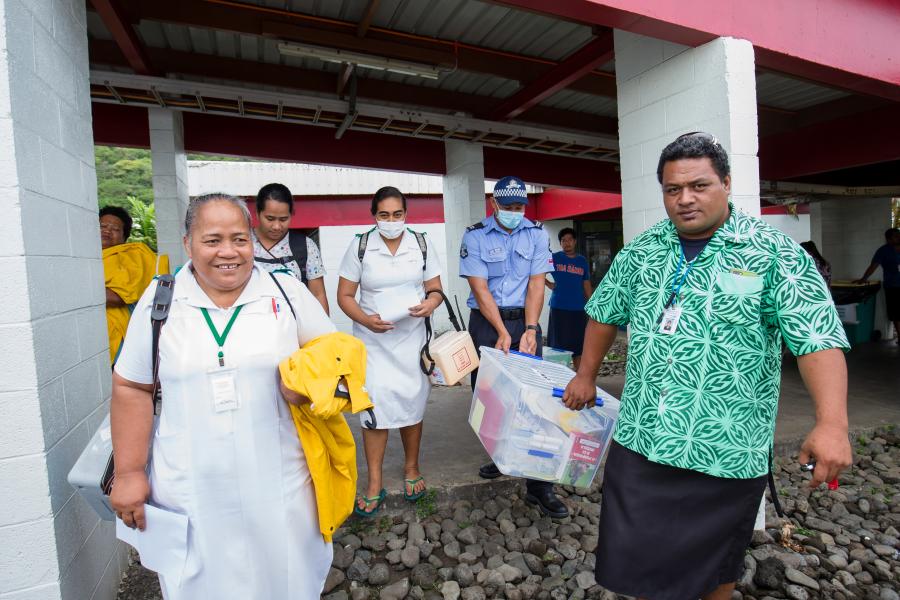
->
[552,387,603,407]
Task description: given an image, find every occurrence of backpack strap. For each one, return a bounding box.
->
[356,228,376,263]
[287,231,309,285]
[267,271,296,320]
[411,230,427,272]
[150,274,176,415]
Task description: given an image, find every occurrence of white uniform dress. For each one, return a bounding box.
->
[338,230,442,429]
[115,264,335,600]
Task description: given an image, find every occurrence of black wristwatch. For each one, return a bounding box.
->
[525,324,540,332]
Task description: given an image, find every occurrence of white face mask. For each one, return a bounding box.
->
[376,220,406,239]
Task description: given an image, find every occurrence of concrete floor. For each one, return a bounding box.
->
[352,340,900,498]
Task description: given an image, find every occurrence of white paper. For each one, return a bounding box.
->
[117,504,189,587]
[373,282,422,323]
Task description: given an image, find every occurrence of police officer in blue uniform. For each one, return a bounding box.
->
[460,175,568,519]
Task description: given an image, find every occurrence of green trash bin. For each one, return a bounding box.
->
[831,281,880,345]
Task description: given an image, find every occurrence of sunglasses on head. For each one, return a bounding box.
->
[675,131,720,146]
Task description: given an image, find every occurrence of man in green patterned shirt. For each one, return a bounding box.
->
[563,132,851,600]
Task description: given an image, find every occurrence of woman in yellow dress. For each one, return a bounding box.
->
[101,206,167,365]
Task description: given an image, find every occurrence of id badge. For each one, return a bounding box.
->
[658,306,683,335]
[207,367,239,412]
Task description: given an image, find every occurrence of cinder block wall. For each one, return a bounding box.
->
[0,1,127,598]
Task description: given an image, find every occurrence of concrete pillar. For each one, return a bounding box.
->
[0,0,127,598]
[814,197,895,338]
[149,108,190,267]
[615,32,760,242]
[442,140,486,319]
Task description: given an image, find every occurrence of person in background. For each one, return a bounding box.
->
[337,186,444,516]
[545,227,592,369]
[563,132,851,600]
[252,183,330,314]
[800,241,832,286]
[856,228,900,344]
[101,205,167,365]
[111,194,335,599]
[460,175,568,519]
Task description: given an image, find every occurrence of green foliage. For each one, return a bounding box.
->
[126,196,158,252]
[415,489,438,519]
[95,146,154,208]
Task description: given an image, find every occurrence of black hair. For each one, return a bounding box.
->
[99,205,132,240]
[256,183,294,214]
[558,227,577,242]
[371,186,407,215]
[800,241,828,266]
[885,228,900,240]
[656,132,730,184]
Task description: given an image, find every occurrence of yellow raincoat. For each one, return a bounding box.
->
[278,332,373,541]
[103,242,168,364]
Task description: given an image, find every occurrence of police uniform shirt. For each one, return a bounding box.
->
[459,215,553,309]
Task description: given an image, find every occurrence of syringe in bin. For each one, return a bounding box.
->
[551,387,604,407]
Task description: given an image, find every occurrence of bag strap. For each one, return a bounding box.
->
[150,274,176,414]
[287,231,309,285]
[413,230,427,272]
[419,289,463,376]
[268,271,297,319]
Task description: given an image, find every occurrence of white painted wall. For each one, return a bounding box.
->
[150,109,189,267]
[812,198,895,338]
[0,1,127,598]
[761,214,811,244]
[615,32,760,243]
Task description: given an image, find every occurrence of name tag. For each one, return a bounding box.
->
[658,306,683,335]
[208,367,239,412]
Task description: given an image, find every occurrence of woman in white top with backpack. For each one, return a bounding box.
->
[337,186,443,516]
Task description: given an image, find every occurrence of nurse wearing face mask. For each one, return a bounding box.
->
[459,176,568,519]
[337,186,444,515]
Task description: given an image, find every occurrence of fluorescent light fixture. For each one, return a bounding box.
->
[277,42,441,80]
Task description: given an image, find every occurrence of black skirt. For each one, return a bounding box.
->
[547,308,588,356]
[595,442,767,600]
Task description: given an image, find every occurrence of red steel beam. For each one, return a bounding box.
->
[487,30,615,121]
[759,104,900,180]
[493,0,900,101]
[89,40,619,135]
[534,188,621,220]
[89,0,156,75]
[90,104,622,192]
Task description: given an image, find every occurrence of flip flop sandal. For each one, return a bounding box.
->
[403,476,426,502]
[353,488,387,517]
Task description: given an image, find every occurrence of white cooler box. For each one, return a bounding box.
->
[469,347,619,487]
[67,414,117,520]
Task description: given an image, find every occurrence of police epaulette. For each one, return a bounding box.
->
[466,222,485,232]
[533,220,543,229]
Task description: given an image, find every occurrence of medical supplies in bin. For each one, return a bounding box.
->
[468,347,619,487]
[542,347,574,369]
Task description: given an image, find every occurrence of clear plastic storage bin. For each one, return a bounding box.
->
[469,347,619,487]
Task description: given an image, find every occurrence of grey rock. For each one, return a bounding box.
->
[486,555,504,570]
[420,541,435,559]
[325,591,349,600]
[496,564,524,583]
[402,545,421,568]
[859,498,872,514]
[574,571,596,590]
[483,541,504,558]
[363,534,387,552]
[784,567,820,590]
[392,523,409,536]
[455,564,475,587]
[527,540,548,557]
[784,584,809,600]
[460,585,486,600]
[523,553,544,575]
[738,555,757,589]
[872,543,895,557]
[333,543,355,569]
[458,527,479,546]
[829,554,849,569]
[444,541,461,559]
[442,581,461,600]
[347,557,370,582]
[458,552,478,564]
[428,554,444,569]
[579,535,598,553]
[836,570,856,587]
[385,549,402,565]
[754,557,785,590]
[350,586,369,600]
[380,578,410,600]
[324,567,346,594]
[409,585,425,600]
[368,563,391,586]
[411,563,439,588]
[850,547,878,563]
[518,582,540,600]
[499,519,517,535]
[541,576,566,591]
[557,542,578,560]
[881,588,900,600]
[464,544,484,558]
[424,522,442,542]
[387,538,406,551]
[846,559,863,574]
[855,570,874,585]
[343,533,363,550]
[409,523,427,547]
[438,567,454,581]
[805,516,841,535]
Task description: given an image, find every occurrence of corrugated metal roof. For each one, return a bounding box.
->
[756,72,850,111]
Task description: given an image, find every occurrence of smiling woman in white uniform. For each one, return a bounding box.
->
[110,194,335,599]
[338,186,443,515]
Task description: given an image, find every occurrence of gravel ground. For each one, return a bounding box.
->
[118,402,900,600]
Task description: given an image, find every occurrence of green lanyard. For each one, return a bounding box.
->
[200,306,244,367]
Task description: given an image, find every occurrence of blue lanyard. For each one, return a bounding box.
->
[666,249,694,308]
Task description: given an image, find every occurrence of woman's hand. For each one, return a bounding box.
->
[408,295,441,318]
[110,471,150,530]
[365,313,394,333]
[279,373,310,408]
